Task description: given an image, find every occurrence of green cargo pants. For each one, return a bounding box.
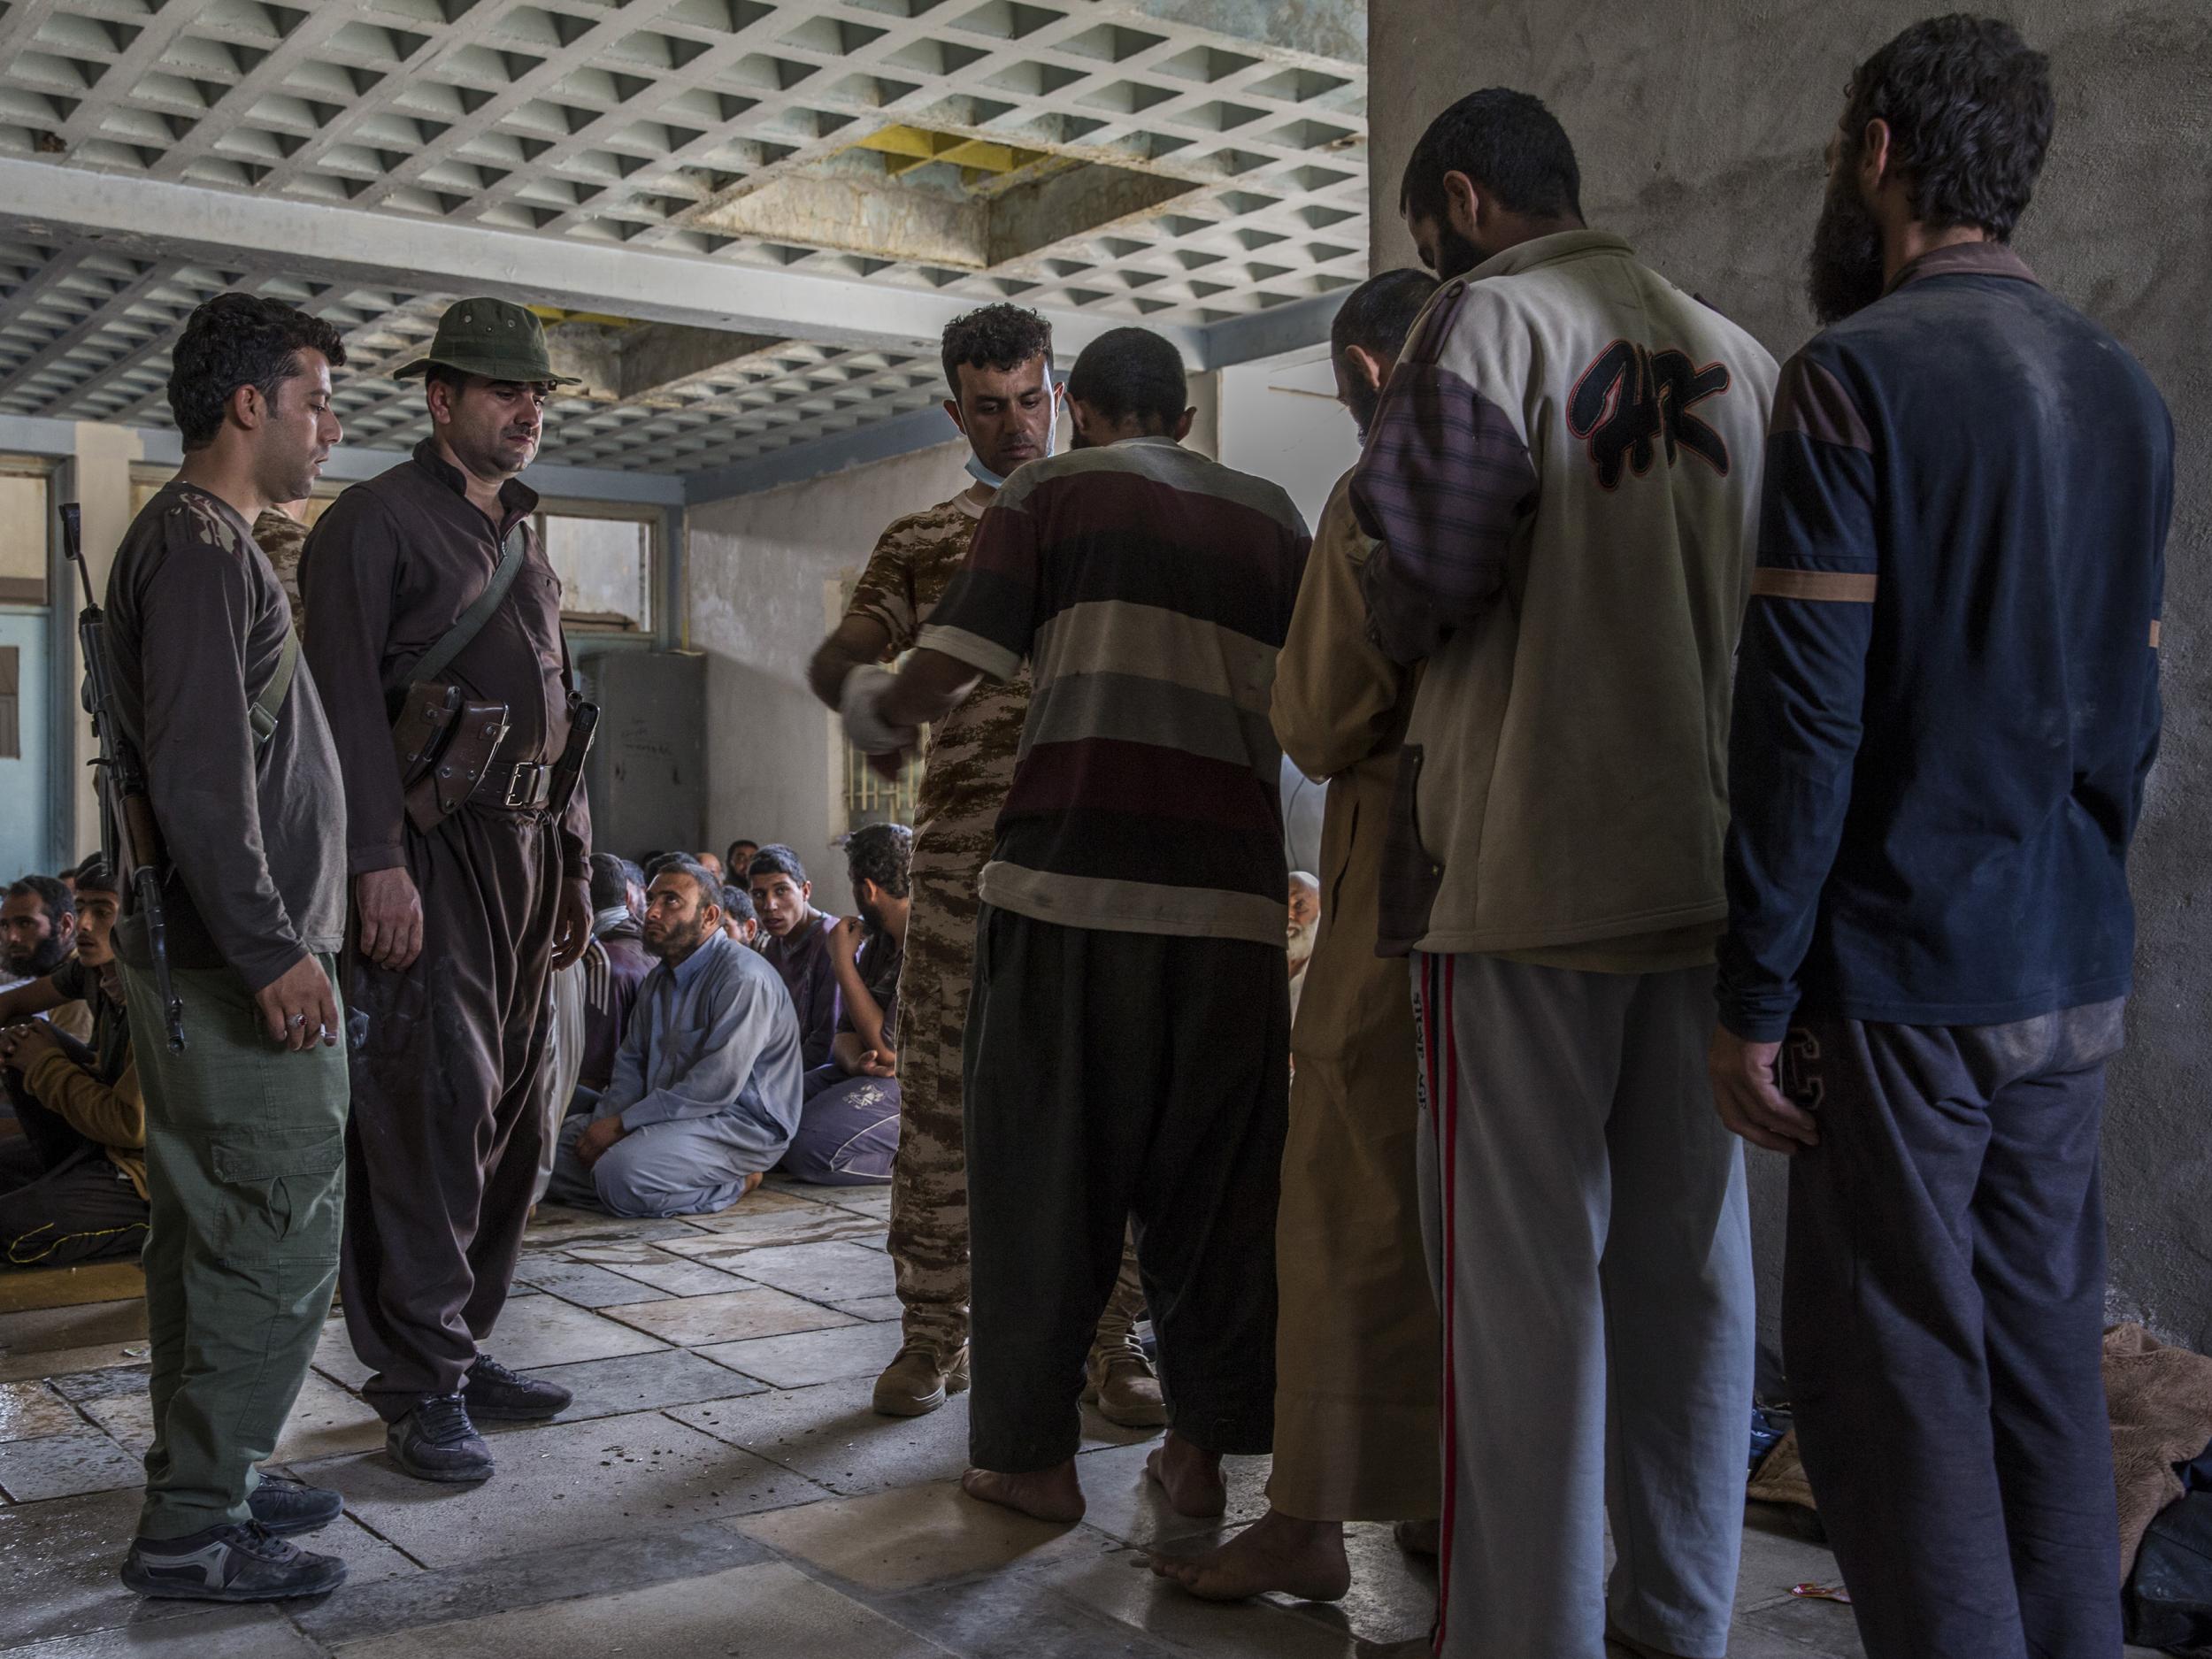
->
[122,955,349,1540]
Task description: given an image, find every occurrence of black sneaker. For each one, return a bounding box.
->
[121,1521,348,1601]
[387,1394,494,1484]
[245,1471,344,1537]
[464,1351,572,1422]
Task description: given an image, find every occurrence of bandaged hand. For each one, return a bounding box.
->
[840,664,917,756]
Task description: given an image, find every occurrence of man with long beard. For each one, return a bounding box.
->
[548,859,803,1216]
[807,303,1159,1427]
[303,298,595,1485]
[1710,19,2171,1658]
[1358,89,1776,1659]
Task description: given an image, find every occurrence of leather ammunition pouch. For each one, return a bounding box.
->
[387,525,526,835]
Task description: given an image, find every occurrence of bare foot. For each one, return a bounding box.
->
[1143,1432,1227,1518]
[1393,1517,1440,1557]
[961,1462,1085,1524]
[1151,1507,1350,1601]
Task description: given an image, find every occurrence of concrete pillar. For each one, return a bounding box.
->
[1369,1,2212,1348]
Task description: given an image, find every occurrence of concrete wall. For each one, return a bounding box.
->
[687,438,973,917]
[1369,0,2212,1348]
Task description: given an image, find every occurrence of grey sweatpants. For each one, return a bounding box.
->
[1415,953,1753,1659]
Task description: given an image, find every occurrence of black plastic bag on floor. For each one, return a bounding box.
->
[2125,1487,2212,1654]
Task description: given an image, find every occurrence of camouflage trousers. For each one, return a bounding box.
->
[890,821,1145,1364]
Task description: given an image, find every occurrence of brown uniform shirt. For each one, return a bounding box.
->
[104,480,349,990]
[300,441,590,882]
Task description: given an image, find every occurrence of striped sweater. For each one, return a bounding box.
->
[919,437,1311,946]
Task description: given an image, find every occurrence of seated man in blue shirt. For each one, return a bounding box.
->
[547,858,804,1218]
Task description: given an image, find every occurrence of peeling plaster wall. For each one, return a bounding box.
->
[687,439,972,917]
[1370,0,2212,1350]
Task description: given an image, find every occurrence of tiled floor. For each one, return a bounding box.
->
[0,1178,2122,1658]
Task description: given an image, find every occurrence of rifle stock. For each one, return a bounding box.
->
[62,501,187,1053]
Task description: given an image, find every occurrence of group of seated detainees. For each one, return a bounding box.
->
[0,826,1299,1250]
[543,828,916,1219]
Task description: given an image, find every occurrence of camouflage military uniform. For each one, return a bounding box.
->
[847,493,1145,1365]
[251,507,308,634]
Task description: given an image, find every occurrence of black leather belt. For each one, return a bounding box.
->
[475,758,553,810]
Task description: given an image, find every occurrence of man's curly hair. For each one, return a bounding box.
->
[843,822,913,901]
[941,303,1052,404]
[1842,14,2054,242]
[167,292,348,450]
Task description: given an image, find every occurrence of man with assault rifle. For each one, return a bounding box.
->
[93,291,355,1601]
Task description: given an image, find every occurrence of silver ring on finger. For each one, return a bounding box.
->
[288,1013,308,1028]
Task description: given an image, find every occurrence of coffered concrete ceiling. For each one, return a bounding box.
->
[0,0,1366,480]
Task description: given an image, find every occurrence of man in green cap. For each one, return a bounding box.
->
[301,296,595,1483]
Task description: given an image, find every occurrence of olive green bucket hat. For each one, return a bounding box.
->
[393,296,581,386]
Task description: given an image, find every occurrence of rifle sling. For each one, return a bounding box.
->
[248,628,299,752]
[403,525,527,689]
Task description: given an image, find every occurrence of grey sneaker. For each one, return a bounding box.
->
[387,1393,494,1484]
[244,1471,344,1536]
[464,1351,572,1421]
[121,1521,348,1601]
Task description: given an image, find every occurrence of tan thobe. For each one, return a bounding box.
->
[1265,469,1440,1522]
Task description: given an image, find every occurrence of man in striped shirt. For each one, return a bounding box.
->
[841,326,1310,1525]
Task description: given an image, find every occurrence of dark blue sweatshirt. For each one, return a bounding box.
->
[1717,242,2170,1041]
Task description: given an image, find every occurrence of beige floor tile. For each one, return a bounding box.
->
[296,1409,826,1569]
[662,1207,884,1251]
[0,1430,143,1502]
[480,1290,671,1367]
[722,1240,898,1303]
[0,1297,147,1356]
[328,1560,944,1658]
[832,1295,906,1323]
[696,1319,908,1389]
[272,1371,388,1463]
[599,1286,856,1347]
[670,1381,974,1498]
[311,1316,373,1391]
[0,1341,150,1386]
[78,1387,152,1454]
[4,1604,325,1656]
[1030,1547,1363,1658]
[733,1478,1102,1593]
[0,1378,84,1442]
[595,1253,758,1299]
[1073,1442,1272,1550]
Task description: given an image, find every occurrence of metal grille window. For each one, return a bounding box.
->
[844,734,922,832]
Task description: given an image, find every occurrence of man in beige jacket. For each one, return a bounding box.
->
[1155,268,1441,1607]
[1356,92,1777,1659]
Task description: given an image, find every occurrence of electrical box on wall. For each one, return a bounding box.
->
[575,649,705,862]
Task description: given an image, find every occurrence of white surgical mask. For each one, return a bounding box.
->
[965,389,1060,488]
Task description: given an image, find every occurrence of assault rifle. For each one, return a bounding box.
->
[62,503,186,1053]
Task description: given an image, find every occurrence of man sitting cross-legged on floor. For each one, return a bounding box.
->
[548,857,804,1218]
[780,823,912,1187]
[0,858,150,1267]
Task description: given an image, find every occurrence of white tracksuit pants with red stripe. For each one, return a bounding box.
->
[1413,953,1754,1659]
